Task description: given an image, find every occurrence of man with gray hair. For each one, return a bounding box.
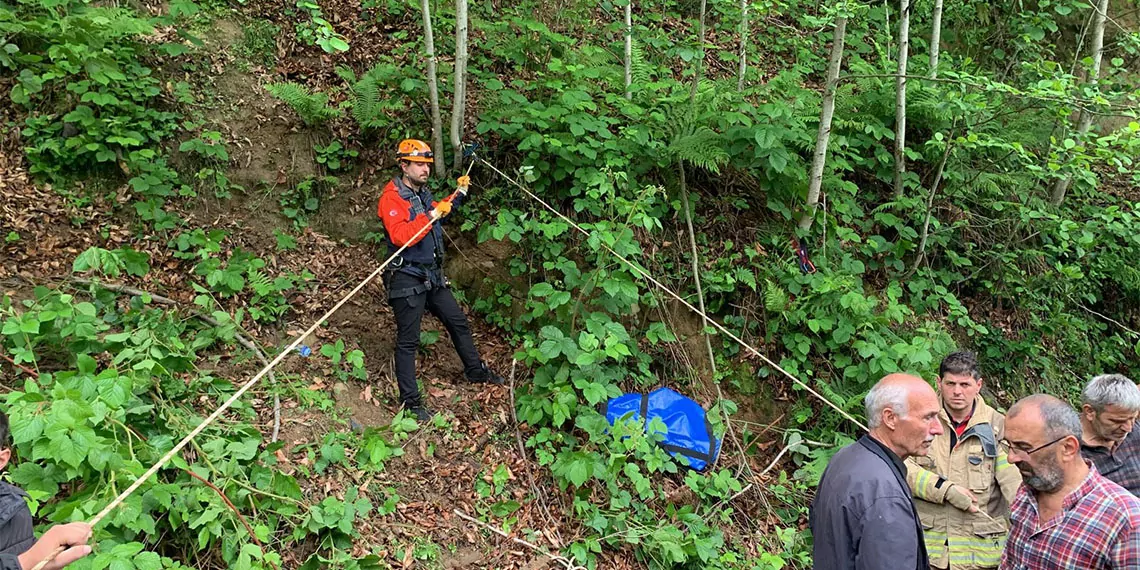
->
[1079,374,1140,495]
[999,394,1140,569]
[811,374,944,570]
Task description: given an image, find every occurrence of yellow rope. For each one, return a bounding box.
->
[31,199,451,570]
[478,156,869,432]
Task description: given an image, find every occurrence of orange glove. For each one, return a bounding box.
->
[432,200,453,218]
[457,175,471,188]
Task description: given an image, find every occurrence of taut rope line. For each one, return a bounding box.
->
[32,194,455,570]
[477,156,868,432]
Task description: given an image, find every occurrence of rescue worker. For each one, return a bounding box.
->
[906,351,1021,570]
[377,139,503,421]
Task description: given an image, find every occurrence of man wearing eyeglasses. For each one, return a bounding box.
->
[998,394,1140,570]
[377,139,504,422]
[906,352,1022,569]
[1078,374,1140,495]
[811,374,944,570]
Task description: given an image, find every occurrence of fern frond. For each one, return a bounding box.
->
[335,65,357,84]
[265,82,340,126]
[630,40,652,87]
[763,279,790,312]
[351,72,382,129]
[669,126,729,173]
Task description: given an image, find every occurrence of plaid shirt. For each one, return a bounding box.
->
[1082,429,1140,496]
[999,463,1140,570]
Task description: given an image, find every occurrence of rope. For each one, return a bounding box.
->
[31,194,454,570]
[477,157,869,432]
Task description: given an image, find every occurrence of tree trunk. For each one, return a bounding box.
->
[1050,0,1109,205]
[737,0,749,91]
[689,0,708,99]
[682,0,716,378]
[799,16,847,230]
[421,0,447,175]
[624,0,632,100]
[929,0,943,77]
[892,0,911,198]
[907,126,956,277]
[679,163,718,378]
[449,0,469,166]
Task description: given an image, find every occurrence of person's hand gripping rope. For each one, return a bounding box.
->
[430,158,475,219]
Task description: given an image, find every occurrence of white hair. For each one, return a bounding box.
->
[1082,374,1140,413]
[865,382,910,429]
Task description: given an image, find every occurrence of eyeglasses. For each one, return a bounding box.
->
[1000,435,1068,456]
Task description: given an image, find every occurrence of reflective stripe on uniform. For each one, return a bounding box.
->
[915,468,938,500]
[946,534,1005,568]
[995,454,1015,472]
[924,530,948,559]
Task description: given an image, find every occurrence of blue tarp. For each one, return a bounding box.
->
[604,387,721,471]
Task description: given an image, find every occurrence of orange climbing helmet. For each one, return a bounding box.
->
[396,139,434,163]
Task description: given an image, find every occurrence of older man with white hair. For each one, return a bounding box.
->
[1079,374,1140,495]
[810,373,944,570]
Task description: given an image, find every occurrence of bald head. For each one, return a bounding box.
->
[1008,394,1083,441]
[865,374,943,459]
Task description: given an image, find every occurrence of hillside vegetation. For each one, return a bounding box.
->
[1,0,1139,567]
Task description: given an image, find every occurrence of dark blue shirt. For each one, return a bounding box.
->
[1082,428,1140,496]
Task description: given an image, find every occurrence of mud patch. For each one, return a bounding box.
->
[442,546,489,569]
[309,180,380,243]
[210,67,320,189]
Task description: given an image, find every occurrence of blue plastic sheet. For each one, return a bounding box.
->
[605,387,721,471]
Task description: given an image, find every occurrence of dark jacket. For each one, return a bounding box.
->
[810,434,928,570]
[0,554,18,570]
[0,482,33,557]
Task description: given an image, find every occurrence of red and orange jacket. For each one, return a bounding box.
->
[377,177,464,266]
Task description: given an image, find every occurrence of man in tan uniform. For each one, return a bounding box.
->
[907,352,1022,569]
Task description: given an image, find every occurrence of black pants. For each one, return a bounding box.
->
[387,271,482,407]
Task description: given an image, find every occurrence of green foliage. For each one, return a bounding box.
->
[237,19,280,67]
[179,130,230,162]
[319,339,367,383]
[314,141,358,172]
[299,480,369,534]
[73,247,151,278]
[292,0,349,53]
[265,83,341,126]
[1,287,287,569]
[281,175,337,227]
[1,275,404,569]
[460,4,1140,566]
[170,228,311,323]
[3,0,187,178]
[7,0,1140,567]
[180,130,241,198]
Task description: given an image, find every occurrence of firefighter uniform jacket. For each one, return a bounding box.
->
[907,395,1022,570]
